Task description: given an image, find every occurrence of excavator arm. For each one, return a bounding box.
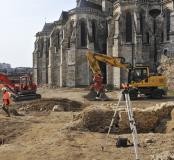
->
[86,51,130,75]
[0,73,16,90]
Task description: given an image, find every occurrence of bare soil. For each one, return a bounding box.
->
[0,88,173,160]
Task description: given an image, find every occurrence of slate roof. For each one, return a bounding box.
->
[42,23,54,33]
[59,11,69,21]
[77,0,102,11]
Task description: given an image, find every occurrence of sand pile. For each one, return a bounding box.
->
[68,102,174,133]
[18,98,83,112]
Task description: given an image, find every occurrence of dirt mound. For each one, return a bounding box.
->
[70,106,119,132]
[18,98,84,112]
[68,102,174,133]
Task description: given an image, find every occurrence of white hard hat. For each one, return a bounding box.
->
[1,87,7,91]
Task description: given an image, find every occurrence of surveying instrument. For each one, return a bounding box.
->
[105,86,140,160]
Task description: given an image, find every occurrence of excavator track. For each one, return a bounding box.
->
[12,93,41,102]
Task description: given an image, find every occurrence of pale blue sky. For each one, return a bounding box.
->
[0,0,76,67]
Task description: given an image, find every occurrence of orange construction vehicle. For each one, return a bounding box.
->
[0,73,41,101]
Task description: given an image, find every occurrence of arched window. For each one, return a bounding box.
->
[166,10,170,41]
[163,49,168,56]
[46,40,50,58]
[68,37,71,48]
[92,21,96,42]
[146,32,150,44]
[57,32,60,47]
[140,13,143,35]
[92,20,97,49]
[39,39,44,58]
[161,32,164,43]
[126,12,132,42]
[68,21,74,48]
[80,20,87,47]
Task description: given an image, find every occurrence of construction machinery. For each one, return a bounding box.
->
[85,51,167,100]
[0,73,41,101]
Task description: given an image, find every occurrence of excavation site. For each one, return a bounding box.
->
[1,0,174,160]
[0,88,173,160]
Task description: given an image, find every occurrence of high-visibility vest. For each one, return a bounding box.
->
[2,91,10,105]
[121,83,129,89]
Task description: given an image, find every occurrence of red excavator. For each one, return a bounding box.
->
[0,73,41,101]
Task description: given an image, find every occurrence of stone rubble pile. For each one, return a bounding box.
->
[158,55,174,90]
[151,151,174,160]
[68,102,174,133]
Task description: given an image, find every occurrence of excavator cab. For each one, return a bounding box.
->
[19,75,37,92]
[128,66,149,83]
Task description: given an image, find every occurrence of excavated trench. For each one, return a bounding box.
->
[1,98,174,146]
[16,98,84,113]
[67,102,174,134]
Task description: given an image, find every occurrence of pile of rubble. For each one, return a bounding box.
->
[68,102,174,133]
[152,151,174,160]
[158,55,174,90]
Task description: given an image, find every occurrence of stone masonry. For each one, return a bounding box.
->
[33,0,174,88]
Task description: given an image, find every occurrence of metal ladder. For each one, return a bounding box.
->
[107,89,140,160]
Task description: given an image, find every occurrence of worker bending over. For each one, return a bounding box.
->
[1,88,10,117]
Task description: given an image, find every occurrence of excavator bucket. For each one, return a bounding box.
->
[84,88,110,101]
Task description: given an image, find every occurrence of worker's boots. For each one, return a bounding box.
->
[2,106,10,117]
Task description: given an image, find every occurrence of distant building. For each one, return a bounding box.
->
[0,63,11,69]
[0,66,32,76]
[33,0,174,88]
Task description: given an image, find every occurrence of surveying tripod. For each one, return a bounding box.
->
[107,88,140,160]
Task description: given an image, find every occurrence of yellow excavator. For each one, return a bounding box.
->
[85,51,167,100]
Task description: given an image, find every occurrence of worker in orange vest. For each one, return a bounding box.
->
[1,87,10,117]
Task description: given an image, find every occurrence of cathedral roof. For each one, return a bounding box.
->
[42,23,54,34]
[77,0,102,11]
[59,11,69,21]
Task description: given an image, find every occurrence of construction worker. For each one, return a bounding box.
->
[1,87,10,117]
